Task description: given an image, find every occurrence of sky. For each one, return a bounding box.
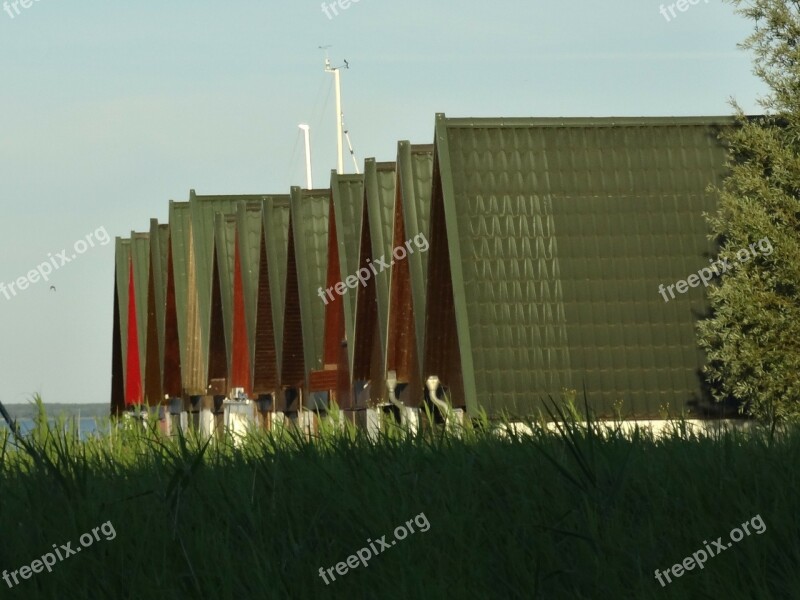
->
[0,0,767,405]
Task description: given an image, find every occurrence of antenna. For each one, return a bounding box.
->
[298,124,313,189]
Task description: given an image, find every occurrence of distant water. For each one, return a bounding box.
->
[0,418,105,441]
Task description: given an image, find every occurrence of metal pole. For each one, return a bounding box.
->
[344,129,359,174]
[333,68,343,174]
[324,58,344,174]
[299,124,313,188]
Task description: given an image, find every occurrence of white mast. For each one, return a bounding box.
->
[320,47,358,175]
[324,55,346,174]
[298,124,313,189]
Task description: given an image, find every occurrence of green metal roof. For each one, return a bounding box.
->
[130,232,151,399]
[331,172,365,377]
[149,220,170,386]
[237,202,262,368]
[112,113,739,419]
[289,187,331,387]
[430,114,734,418]
[214,213,238,369]
[397,142,435,372]
[113,232,151,402]
[114,237,132,393]
[233,201,260,380]
[262,196,292,376]
[364,160,397,364]
[169,200,204,395]
[189,191,245,387]
[215,195,293,388]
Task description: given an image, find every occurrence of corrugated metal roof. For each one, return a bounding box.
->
[331,172,365,379]
[214,212,238,372]
[110,256,124,414]
[162,223,182,399]
[289,186,331,392]
[427,114,733,417]
[130,232,150,380]
[237,202,264,375]
[114,237,132,399]
[149,220,170,390]
[112,231,151,406]
[397,142,435,373]
[352,159,398,404]
[142,224,165,405]
[189,192,244,389]
[112,113,740,422]
[169,201,204,395]
[363,160,396,366]
[262,196,292,381]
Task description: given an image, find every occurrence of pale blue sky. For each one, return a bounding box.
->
[0,1,765,404]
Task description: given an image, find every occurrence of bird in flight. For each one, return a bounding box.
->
[50,286,56,292]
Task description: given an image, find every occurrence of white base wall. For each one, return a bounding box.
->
[299,410,315,436]
[496,418,756,440]
[170,411,187,434]
[366,408,382,441]
[271,411,286,430]
[198,409,214,437]
[223,400,255,444]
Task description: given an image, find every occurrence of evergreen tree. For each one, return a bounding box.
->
[699,0,800,427]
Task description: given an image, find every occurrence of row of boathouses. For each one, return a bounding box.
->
[111,113,737,433]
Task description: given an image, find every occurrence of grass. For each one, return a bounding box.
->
[0,397,797,599]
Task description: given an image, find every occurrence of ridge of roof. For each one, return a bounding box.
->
[435,113,738,128]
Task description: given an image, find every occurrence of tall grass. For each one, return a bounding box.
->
[0,396,797,599]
